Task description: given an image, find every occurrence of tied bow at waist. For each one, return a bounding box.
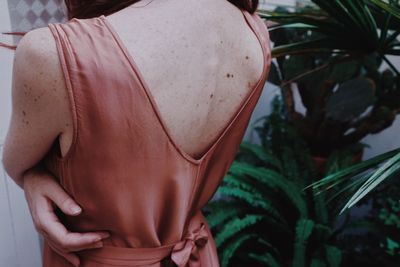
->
[78,217,210,266]
[171,223,208,267]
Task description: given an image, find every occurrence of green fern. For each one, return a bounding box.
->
[217,186,287,224]
[292,219,315,267]
[220,233,257,267]
[248,252,281,267]
[229,162,308,217]
[239,141,282,170]
[310,259,328,267]
[325,245,342,267]
[215,214,265,247]
[205,201,240,229]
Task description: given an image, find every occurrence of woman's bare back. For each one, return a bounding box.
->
[35,0,264,160]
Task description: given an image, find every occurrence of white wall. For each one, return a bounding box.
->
[0,1,42,266]
[361,55,400,159]
[246,2,400,159]
[260,0,297,8]
[362,117,400,159]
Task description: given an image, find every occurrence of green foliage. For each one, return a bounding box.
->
[204,96,400,266]
[325,77,375,122]
[259,1,400,202]
[204,1,400,266]
[265,29,398,157]
[205,97,343,267]
[378,197,400,256]
[292,219,315,267]
[258,1,400,160]
[260,0,400,58]
[380,198,400,228]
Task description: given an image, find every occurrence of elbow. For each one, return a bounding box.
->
[1,153,24,188]
[1,150,10,176]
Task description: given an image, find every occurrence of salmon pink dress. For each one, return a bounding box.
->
[42,8,271,267]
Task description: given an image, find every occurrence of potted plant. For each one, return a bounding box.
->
[204,97,400,267]
[262,0,400,213]
[203,1,400,266]
[261,1,400,174]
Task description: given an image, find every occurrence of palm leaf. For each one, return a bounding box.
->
[341,151,400,212]
[369,0,400,20]
[260,0,400,58]
[309,148,400,191]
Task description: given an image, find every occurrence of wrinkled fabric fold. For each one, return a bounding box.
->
[171,222,209,267]
[73,211,212,266]
[43,8,271,267]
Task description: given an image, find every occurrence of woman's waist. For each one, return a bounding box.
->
[75,210,211,266]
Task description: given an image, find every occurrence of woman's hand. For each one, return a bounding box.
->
[23,166,110,267]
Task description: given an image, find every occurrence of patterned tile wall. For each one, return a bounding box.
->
[7,0,66,32]
[7,0,305,33]
[4,0,307,43]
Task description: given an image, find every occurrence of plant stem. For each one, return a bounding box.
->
[381,55,400,76]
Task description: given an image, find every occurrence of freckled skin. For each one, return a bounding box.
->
[2,25,73,184]
[3,0,265,172]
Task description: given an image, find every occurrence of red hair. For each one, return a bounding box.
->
[64,0,259,19]
[1,0,259,50]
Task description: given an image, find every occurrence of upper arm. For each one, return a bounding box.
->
[1,27,69,187]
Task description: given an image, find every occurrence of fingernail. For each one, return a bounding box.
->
[70,205,82,215]
[101,232,111,239]
[94,242,103,248]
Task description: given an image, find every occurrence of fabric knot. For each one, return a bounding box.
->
[171,223,208,267]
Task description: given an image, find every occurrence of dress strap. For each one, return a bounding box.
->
[240,9,272,66]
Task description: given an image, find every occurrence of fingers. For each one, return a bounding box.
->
[22,167,110,266]
[39,207,110,252]
[24,168,81,216]
[44,178,82,216]
[47,239,80,267]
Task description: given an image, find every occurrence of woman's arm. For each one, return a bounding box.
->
[23,163,110,267]
[1,27,67,188]
[1,28,110,266]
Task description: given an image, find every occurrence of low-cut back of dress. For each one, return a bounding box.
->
[43,8,271,267]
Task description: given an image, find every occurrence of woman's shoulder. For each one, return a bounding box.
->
[13,26,69,132]
[15,26,64,81]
